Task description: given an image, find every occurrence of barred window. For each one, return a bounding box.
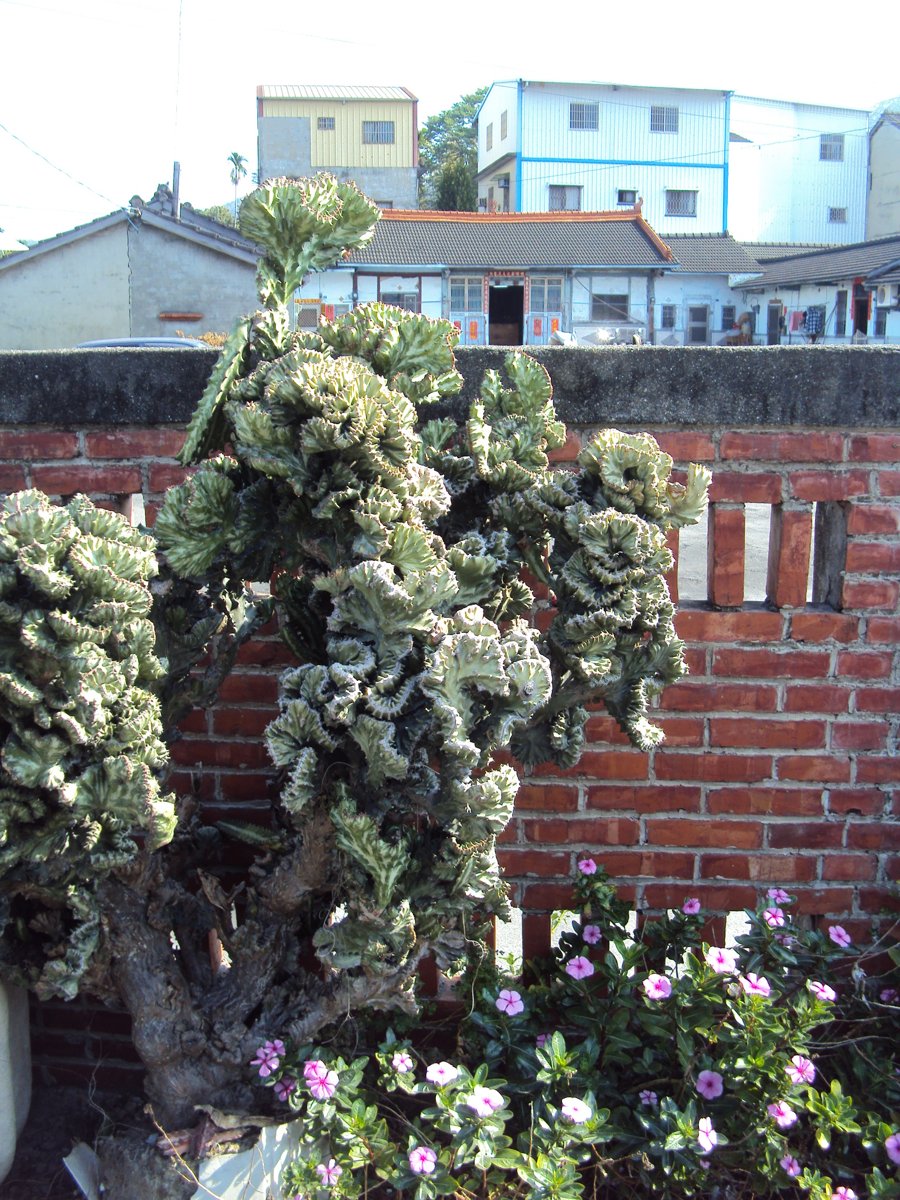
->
[362,121,394,144]
[651,105,678,133]
[317,116,335,131]
[820,134,845,161]
[660,304,677,329]
[592,293,629,321]
[548,185,582,211]
[666,189,697,217]
[828,206,847,224]
[570,101,599,131]
[722,305,737,330]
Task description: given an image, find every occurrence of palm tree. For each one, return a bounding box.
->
[227,151,248,222]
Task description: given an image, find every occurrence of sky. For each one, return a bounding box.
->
[1,0,897,246]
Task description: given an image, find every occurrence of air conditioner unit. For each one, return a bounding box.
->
[876,283,900,306]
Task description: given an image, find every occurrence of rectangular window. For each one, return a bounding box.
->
[722,304,737,330]
[570,101,599,131]
[317,116,335,131]
[666,189,697,217]
[617,189,637,206]
[651,105,678,133]
[501,110,508,140]
[828,206,847,223]
[362,121,395,144]
[486,122,493,151]
[661,303,677,329]
[548,185,582,211]
[874,307,888,337]
[450,275,483,312]
[820,134,845,161]
[592,293,630,321]
[530,276,563,313]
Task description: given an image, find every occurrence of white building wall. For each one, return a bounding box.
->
[651,274,747,344]
[728,97,868,242]
[867,118,900,238]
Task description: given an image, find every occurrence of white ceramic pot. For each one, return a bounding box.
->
[0,981,31,1183]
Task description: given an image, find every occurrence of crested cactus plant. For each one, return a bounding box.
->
[0,491,174,998]
[0,176,708,1130]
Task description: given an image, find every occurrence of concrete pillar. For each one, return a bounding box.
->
[0,982,31,1183]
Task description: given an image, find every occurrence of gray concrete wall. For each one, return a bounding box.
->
[126,225,259,338]
[0,345,897,428]
[0,224,130,350]
[257,116,312,182]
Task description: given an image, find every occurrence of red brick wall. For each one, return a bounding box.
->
[1,421,897,949]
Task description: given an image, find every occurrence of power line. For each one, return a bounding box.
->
[0,121,120,207]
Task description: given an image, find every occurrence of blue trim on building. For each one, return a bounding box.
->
[723,92,732,233]
[515,81,524,213]
[521,155,726,170]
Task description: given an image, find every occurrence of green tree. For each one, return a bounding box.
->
[418,86,488,209]
[227,150,248,218]
[434,154,478,212]
[197,204,237,229]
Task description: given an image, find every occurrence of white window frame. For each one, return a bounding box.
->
[651,105,678,133]
[660,303,677,330]
[362,120,395,145]
[486,122,493,151]
[820,134,845,162]
[548,184,582,212]
[450,275,483,312]
[569,101,599,131]
[501,110,508,140]
[666,189,697,217]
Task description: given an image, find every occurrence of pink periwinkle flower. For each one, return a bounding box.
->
[698,1117,717,1154]
[696,1070,724,1100]
[643,973,673,1000]
[315,1160,342,1188]
[566,955,595,980]
[426,1061,459,1087]
[307,1067,339,1101]
[831,1189,857,1200]
[767,887,792,905]
[560,1097,592,1124]
[828,925,852,949]
[577,857,598,875]
[639,1089,658,1106]
[251,1039,285,1078]
[786,1055,816,1085]
[885,1132,900,1164]
[274,1077,297,1102]
[774,933,795,948]
[466,1085,505,1117]
[408,1146,438,1175]
[536,1033,551,1048]
[764,906,786,928]
[879,987,899,1004]
[495,987,525,1016]
[392,1050,414,1074]
[808,980,837,1003]
[740,973,772,999]
[303,1058,329,1082]
[768,1101,799,1129]
[582,923,602,945]
[780,1154,801,1178]
[706,946,738,974]
[682,898,701,915]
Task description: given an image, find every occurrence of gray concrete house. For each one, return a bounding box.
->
[0,186,259,351]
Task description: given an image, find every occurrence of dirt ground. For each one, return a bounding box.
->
[0,1085,196,1200]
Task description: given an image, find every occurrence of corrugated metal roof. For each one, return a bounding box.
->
[343,211,672,269]
[743,236,900,289]
[258,84,416,102]
[665,234,762,274]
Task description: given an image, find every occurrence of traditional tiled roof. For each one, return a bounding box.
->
[343,210,674,269]
[664,234,762,274]
[257,84,416,103]
[742,236,900,289]
[741,242,840,262]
